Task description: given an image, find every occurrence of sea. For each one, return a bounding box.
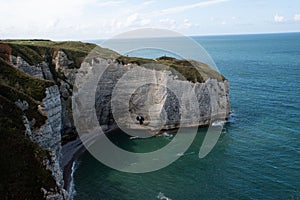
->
[72,32,300,200]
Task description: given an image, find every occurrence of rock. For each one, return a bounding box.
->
[10,55,44,79]
[54,51,74,72]
[40,61,54,81]
[92,61,230,131]
[53,50,78,136]
[29,86,67,200]
[38,105,48,117]
[15,99,29,111]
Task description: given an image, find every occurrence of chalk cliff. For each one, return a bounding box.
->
[93,58,230,132]
[0,40,230,199]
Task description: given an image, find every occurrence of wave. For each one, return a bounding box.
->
[212,120,226,127]
[68,161,79,200]
[157,192,172,200]
[227,111,236,123]
[176,152,195,157]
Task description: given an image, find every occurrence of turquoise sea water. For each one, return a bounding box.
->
[73,33,300,199]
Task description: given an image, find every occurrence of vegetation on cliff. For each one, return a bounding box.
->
[0,60,57,199]
[0,39,228,199]
[0,40,110,199]
[116,55,225,83]
[1,40,117,68]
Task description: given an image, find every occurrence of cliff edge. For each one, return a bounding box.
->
[0,40,230,199]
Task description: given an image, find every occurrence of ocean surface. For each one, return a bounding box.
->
[73,33,300,199]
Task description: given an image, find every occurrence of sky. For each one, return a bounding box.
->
[0,0,300,40]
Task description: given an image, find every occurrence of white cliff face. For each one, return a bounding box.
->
[9,55,44,79]
[54,51,77,136]
[18,86,67,200]
[76,58,230,134]
[111,65,230,131]
[34,86,67,200]
[54,51,74,73]
[8,51,68,199]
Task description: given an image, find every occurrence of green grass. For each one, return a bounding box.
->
[8,43,44,65]
[157,56,226,82]
[0,58,54,101]
[0,84,47,128]
[1,40,225,83]
[1,40,119,68]
[116,55,225,83]
[156,57,204,83]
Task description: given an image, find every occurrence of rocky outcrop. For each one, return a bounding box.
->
[53,50,77,136]
[20,86,67,200]
[92,59,230,132]
[10,55,44,79]
[0,40,230,200]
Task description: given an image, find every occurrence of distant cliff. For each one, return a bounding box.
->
[0,40,230,199]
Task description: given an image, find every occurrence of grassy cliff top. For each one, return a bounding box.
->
[116,55,226,82]
[1,40,226,83]
[1,39,118,67]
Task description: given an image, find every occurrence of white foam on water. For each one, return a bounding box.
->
[176,153,184,157]
[212,120,226,127]
[157,192,172,200]
[68,161,79,200]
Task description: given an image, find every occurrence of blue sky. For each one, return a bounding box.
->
[1,0,300,40]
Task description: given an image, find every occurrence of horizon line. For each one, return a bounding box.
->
[1,31,299,42]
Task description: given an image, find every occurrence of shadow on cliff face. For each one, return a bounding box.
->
[94,62,183,135]
[129,84,181,130]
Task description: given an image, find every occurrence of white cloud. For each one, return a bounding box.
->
[142,1,155,6]
[2,0,299,40]
[140,19,151,26]
[183,19,192,28]
[124,13,152,27]
[0,0,96,39]
[126,13,140,26]
[95,0,125,7]
[160,0,229,15]
[221,21,227,25]
[274,14,285,23]
[294,14,300,21]
[159,18,176,25]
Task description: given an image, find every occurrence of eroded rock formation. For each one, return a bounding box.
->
[0,40,230,199]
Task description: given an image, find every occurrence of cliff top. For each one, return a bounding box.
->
[0,39,118,67]
[0,40,226,82]
[116,55,225,82]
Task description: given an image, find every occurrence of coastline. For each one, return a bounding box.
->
[61,119,228,194]
[61,115,230,195]
[62,138,86,192]
[62,126,120,193]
